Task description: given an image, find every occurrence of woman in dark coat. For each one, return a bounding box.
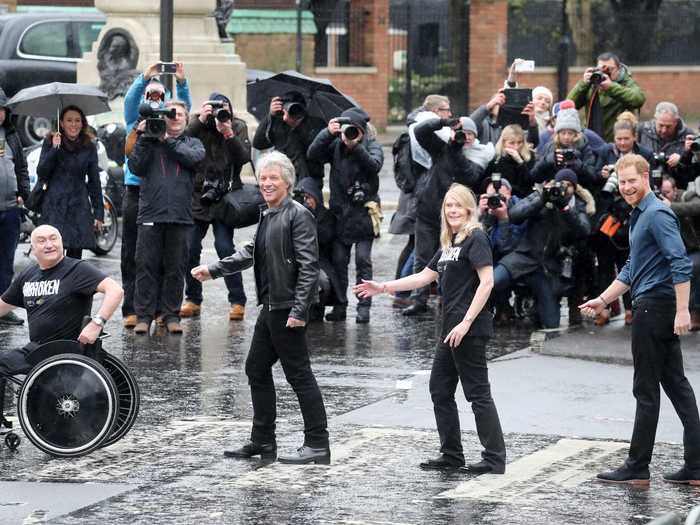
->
[37,105,103,258]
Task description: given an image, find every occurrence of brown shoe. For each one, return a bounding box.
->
[134,321,150,334]
[179,302,201,318]
[691,311,700,332]
[123,314,138,329]
[229,304,245,321]
[166,321,183,334]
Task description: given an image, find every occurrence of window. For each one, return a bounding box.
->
[76,21,105,56]
[19,21,69,58]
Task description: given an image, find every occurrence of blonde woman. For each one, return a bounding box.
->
[353,184,506,474]
[484,124,534,197]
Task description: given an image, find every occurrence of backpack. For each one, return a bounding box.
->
[392,132,417,193]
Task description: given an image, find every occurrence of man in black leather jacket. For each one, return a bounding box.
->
[191,151,330,466]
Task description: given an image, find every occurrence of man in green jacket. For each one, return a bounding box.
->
[568,52,646,142]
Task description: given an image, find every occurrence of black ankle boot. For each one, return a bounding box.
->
[325,305,347,322]
[224,441,277,461]
[356,305,370,324]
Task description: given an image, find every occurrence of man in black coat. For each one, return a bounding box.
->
[307,107,384,323]
[253,91,326,193]
[0,89,29,326]
[403,116,483,315]
[128,100,205,334]
[180,93,251,322]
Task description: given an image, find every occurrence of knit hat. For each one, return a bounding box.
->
[552,99,575,116]
[208,91,233,111]
[298,177,323,206]
[554,108,582,133]
[340,107,370,132]
[555,168,578,186]
[532,86,553,103]
[459,117,478,136]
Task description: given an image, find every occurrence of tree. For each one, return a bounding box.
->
[566,0,593,66]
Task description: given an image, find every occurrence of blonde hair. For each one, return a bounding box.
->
[439,184,482,250]
[495,124,531,162]
[614,110,638,135]
[423,94,450,112]
[554,130,582,148]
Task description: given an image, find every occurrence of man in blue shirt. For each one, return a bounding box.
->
[580,154,700,486]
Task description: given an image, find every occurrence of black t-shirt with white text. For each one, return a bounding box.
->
[1,257,107,344]
[427,228,494,338]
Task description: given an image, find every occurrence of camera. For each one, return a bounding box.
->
[206,100,232,123]
[556,148,577,167]
[602,165,619,193]
[690,136,700,153]
[278,97,306,119]
[138,102,177,139]
[590,68,605,85]
[347,181,367,204]
[335,117,361,141]
[200,178,226,206]
[543,181,569,208]
[651,168,664,198]
[486,173,505,210]
[453,130,467,146]
[654,151,668,167]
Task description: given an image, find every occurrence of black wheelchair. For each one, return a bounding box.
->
[1,337,140,457]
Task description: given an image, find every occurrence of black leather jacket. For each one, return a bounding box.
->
[207,197,319,320]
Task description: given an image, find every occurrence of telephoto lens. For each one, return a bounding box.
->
[341,124,360,141]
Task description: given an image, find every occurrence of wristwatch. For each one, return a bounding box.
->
[92,315,107,327]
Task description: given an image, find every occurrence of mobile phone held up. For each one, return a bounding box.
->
[157,62,177,74]
[514,59,535,72]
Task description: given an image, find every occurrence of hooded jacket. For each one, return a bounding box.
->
[0,89,29,210]
[186,92,251,222]
[128,133,205,224]
[307,108,384,243]
[568,65,646,142]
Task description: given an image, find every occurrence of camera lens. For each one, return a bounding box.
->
[453,130,467,145]
[215,109,232,123]
[342,125,360,141]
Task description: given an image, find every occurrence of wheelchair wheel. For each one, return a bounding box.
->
[99,353,140,448]
[18,354,118,457]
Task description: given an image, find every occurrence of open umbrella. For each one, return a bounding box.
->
[247,70,360,122]
[7,82,111,121]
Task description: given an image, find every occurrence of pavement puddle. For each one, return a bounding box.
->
[436,438,628,502]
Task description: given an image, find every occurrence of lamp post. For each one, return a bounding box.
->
[557,0,570,101]
[160,0,174,94]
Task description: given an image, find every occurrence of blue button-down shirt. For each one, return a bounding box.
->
[618,191,692,300]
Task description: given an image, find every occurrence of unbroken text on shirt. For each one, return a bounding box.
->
[22,279,61,298]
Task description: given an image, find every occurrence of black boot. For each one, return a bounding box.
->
[325,305,347,322]
[356,305,370,324]
[308,304,325,323]
[224,441,277,462]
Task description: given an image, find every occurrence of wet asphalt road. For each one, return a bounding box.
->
[2,176,700,522]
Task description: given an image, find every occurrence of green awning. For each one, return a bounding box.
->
[227,9,316,35]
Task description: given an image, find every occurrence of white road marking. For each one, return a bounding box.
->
[436,438,628,502]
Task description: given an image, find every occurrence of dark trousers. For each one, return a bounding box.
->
[625,298,700,472]
[332,239,373,307]
[245,307,328,447]
[0,207,21,295]
[134,223,191,324]
[429,337,506,468]
[184,219,246,306]
[411,217,440,305]
[120,185,139,316]
[494,265,561,328]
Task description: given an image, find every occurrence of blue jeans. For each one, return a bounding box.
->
[494,264,561,328]
[0,207,21,295]
[185,219,246,306]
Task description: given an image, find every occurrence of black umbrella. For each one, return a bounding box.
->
[7,82,111,121]
[247,70,360,122]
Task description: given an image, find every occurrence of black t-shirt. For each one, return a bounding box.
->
[427,228,494,338]
[255,213,270,303]
[1,257,107,344]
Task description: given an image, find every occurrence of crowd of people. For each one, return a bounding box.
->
[1,52,700,478]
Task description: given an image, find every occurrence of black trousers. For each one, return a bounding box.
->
[245,307,329,448]
[429,336,506,468]
[625,298,700,472]
[134,223,191,324]
[411,217,440,305]
[332,239,373,307]
[120,185,139,316]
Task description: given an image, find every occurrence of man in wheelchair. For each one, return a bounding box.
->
[0,225,123,421]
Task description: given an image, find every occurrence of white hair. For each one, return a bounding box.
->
[256,151,296,194]
[655,101,680,119]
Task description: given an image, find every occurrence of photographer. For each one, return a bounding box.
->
[180,93,251,321]
[469,89,540,147]
[493,169,592,328]
[128,100,205,334]
[307,108,383,323]
[253,91,325,193]
[120,63,192,329]
[530,108,597,188]
[403,116,484,315]
[677,133,700,187]
[295,177,342,322]
[660,176,700,331]
[638,102,696,187]
[483,124,534,198]
[568,52,646,142]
